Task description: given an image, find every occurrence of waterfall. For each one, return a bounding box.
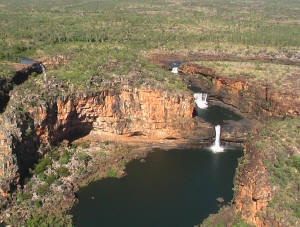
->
[40,63,47,82]
[193,93,208,109]
[41,64,46,74]
[210,125,224,153]
[171,67,178,74]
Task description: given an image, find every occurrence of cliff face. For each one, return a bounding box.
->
[181,63,300,119]
[181,63,300,227]
[32,89,197,143]
[0,88,211,198]
[233,142,275,227]
[0,63,43,113]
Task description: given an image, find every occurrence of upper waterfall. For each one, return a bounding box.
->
[194,93,208,109]
[171,67,178,74]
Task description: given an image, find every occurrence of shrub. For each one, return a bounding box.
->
[255,141,263,148]
[294,203,300,218]
[98,151,106,157]
[77,141,90,149]
[77,152,90,162]
[290,156,300,171]
[71,144,77,151]
[46,174,57,185]
[37,172,46,181]
[30,72,38,78]
[59,150,70,164]
[37,183,50,196]
[34,200,42,208]
[57,167,70,177]
[25,211,73,227]
[17,191,32,202]
[48,147,60,161]
[107,168,117,178]
[30,157,52,175]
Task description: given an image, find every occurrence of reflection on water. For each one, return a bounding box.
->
[20,58,35,64]
[72,147,242,227]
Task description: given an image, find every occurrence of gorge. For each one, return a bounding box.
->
[0,55,299,227]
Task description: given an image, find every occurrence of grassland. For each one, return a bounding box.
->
[193,60,300,89]
[0,0,300,93]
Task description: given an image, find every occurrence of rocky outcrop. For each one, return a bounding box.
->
[0,88,213,199]
[233,141,276,227]
[37,55,70,70]
[181,63,300,120]
[0,63,43,112]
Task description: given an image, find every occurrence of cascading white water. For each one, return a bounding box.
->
[40,63,47,82]
[41,64,46,74]
[210,125,224,153]
[193,93,208,109]
[171,67,178,74]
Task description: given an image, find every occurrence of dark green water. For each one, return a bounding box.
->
[72,147,242,227]
[195,104,242,125]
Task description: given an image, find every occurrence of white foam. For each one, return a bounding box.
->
[171,67,178,74]
[194,93,208,109]
[210,125,224,153]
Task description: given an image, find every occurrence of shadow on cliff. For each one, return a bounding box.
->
[12,114,41,186]
[47,102,94,144]
[13,104,93,186]
[0,63,44,113]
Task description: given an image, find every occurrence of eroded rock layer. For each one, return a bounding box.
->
[0,88,212,198]
[181,63,300,119]
[233,141,276,227]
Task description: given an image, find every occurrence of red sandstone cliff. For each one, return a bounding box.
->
[181,63,300,119]
[233,142,276,227]
[0,88,212,199]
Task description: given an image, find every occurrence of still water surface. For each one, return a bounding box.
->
[195,104,243,125]
[72,147,242,227]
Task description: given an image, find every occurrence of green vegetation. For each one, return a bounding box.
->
[46,173,58,185]
[193,60,300,89]
[1,0,300,96]
[0,63,15,81]
[56,166,70,177]
[59,150,71,164]
[37,183,50,196]
[1,0,300,226]
[25,211,73,227]
[77,151,91,162]
[254,117,300,225]
[48,147,60,161]
[107,168,118,178]
[1,0,300,57]
[29,156,52,175]
[3,142,133,226]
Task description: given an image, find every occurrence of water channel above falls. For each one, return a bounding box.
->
[72,148,243,227]
[195,103,243,125]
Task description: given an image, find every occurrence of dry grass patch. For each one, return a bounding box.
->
[194,60,300,89]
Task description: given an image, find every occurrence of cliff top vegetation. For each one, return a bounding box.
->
[192,60,300,89]
[0,0,300,96]
[254,117,300,225]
